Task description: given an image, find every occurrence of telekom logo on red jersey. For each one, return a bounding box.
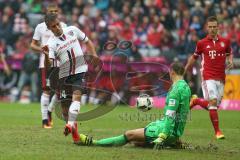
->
[208,50,217,59]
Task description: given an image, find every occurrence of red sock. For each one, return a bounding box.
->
[209,109,220,134]
[195,98,209,109]
[72,122,80,143]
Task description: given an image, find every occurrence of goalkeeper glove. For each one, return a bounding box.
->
[152,133,167,150]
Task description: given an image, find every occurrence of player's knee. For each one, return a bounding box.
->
[124,130,135,141]
[72,90,81,101]
[209,99,217,106]
[208,99,218,110]
[74,91,81,96]
[42,88,50,94]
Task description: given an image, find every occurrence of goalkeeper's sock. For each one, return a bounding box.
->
[209,108,220,133]
[195,98,209,110]
[94,134,128,146]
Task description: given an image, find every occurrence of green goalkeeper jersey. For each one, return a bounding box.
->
[161,79,191,138]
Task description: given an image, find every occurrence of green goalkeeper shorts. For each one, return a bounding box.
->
[144,120,178,146]
[144,120,164,143]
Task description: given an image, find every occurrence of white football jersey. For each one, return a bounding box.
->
[47,26,89,79]
[32,22,67,68]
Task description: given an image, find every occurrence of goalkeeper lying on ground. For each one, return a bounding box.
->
[79,62,191,149]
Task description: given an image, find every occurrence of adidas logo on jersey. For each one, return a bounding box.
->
[220,42,225,47]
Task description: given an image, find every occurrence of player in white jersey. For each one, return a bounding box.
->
[42,13,98,144]
[30,4,66,129]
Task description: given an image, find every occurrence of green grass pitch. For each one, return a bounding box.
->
[0,102,239,160]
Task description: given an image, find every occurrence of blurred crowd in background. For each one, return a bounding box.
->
[0,0,240,104]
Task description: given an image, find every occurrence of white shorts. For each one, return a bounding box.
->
[202,80,224,106]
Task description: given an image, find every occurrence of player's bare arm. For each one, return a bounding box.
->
[226,54,233,70]
[85,39,99,67]
[85,40,98,57]
[30,39,43,53]
[184,55,197,74]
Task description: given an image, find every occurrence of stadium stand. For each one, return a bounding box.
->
[0,0,239,103]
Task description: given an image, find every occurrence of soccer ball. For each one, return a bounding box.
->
[136,94,153,112]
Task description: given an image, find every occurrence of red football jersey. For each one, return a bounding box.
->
[193,35,232,81]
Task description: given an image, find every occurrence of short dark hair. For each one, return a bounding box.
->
[45,13,57,27]
[47,3,58,9]
[207,16,218,23]
[170,62,185,75]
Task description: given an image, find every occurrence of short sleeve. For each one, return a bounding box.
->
[32,24,41,41]
[193,41,202,59]
[72,26,89,43]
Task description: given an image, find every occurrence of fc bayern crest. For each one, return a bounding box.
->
[220,42,225,47]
